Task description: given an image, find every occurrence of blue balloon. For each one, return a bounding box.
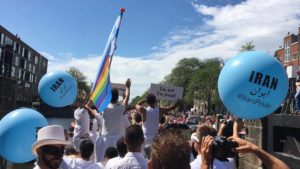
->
[38,70,78,107]
[218,51,288,119]
[0,108,48,163]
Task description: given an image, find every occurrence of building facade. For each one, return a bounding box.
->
[0,25,48,118]
[275,26,300,69]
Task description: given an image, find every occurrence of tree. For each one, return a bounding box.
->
[240,41,255,52]
[162,58,203,106]
[185,59,222,114]
[67,67,90,100]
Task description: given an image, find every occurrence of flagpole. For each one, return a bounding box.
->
[108,8,125,68]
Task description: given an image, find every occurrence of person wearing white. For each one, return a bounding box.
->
[85,102,104,162]
[97,79,131,161]
[110,152,147,169]
[190,154,234,169]
[190,125,234,169]
[107,125,147,169]
[104,156,122,169]
[73,100,90,152]
[31,125,70,169]
[104,136,127,169]
[63,139,103,169]
[135,93,179,145]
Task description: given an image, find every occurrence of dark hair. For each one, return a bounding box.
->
[146,93,156,105]
[65,145,77,156]
[133,112,142,123]
[159,116,166,124]
[111,88,119,103]
[151,131,190,169]
[79,139,94,159]
[104,147,118,159]
[196,125,217,145]
[125,125,144,149]
[116,137,127,157]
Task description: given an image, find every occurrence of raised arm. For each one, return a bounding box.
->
[229,136,290,169]
[159,100,180,116]
[135,99,147,123]
[84,100,98,117]
[122,78,131,106]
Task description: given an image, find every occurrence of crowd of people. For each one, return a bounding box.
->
[31,79,290,169]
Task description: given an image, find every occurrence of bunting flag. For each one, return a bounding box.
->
[90,9,125,112]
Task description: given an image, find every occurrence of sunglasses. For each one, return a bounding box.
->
[41,145,65,156]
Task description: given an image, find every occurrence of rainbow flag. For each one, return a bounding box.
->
[91,9,125,112]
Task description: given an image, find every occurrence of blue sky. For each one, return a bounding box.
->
[1,0,300,99]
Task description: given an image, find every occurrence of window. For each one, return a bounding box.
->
[0,33,2,45]
[18,69,22,79]
[284,41,291,62]
[0,33,4,45]
[32,65,36,73]
[292,53,298,60]
[22,47,25,57]
[11,66,15,77]
[28,51,31,61]
[34,55,38,64]
[28,63,32,72]
[24,60,27,70]
[15,56,19,66]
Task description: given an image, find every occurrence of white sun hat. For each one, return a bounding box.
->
[32,125,70,156]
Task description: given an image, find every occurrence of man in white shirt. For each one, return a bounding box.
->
[190,125,235,169]
[108,125,148,169]
[135,93,179,145]
[63,139,103,169]
[97,79,131,161]
[73,99,90,152]
[104,137,127,168]
[31,125,70,169]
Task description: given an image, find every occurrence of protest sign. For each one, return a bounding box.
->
[149,83,183,101]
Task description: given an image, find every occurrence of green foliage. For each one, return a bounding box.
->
[186,59,222,113]
[163,57,223,113]
[67,67,90,99]
[240,41,255,52]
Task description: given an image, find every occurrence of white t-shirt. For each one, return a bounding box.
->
[95,113,103,133]
[190,155,235,169]
[73,107,90,151]
[108,152,148,169]
[142,107,159,142]
[63,156,104,169]
[104,156,122,169]
[102,103,126,137]
[73,107,90,138]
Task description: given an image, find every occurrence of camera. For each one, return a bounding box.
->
[212,136,237,161]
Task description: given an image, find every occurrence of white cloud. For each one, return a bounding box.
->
[45,0,300,100]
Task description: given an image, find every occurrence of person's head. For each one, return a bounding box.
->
[150,131,190,169]
[116,137,127,157]
[104,146,118,159]
[193,125,217,153]
[131,112,142,124]
[79,139,94,160]
[32,125,70,169]
[65,144,78,156]
[124,125,144,151]
[146,93,156,106]
[111,88,119,103]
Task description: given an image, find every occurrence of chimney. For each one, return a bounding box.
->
[287,31,290,35]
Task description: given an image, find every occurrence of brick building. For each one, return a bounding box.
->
[275,26,300,70]
[0,25,48,117]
